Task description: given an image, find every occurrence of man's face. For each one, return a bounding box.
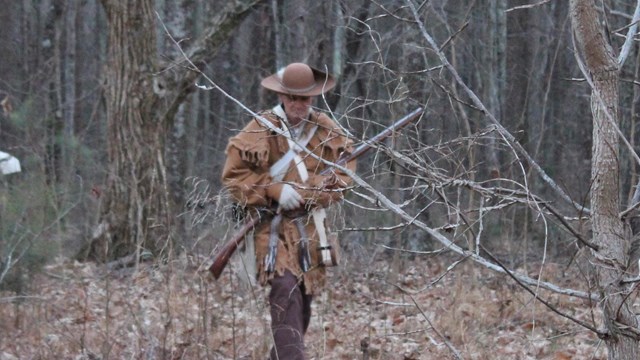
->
[279,93,314,126]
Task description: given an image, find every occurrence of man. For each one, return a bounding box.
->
[221,62,356,359]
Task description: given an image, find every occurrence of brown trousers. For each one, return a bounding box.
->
[268,271,313,360]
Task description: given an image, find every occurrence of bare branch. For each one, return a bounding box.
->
[335,157,598,300]
[404,0,590,215]
[392,284,464,360]
[506,0,552,13]
[439,21,469,51]
[156,0,264,124]
[618,0,640,66]
[481,245,605,336]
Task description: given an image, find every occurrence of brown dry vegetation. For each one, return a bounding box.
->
[0,252,607,360]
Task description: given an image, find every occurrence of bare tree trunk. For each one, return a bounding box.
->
[570,0,639,358]
[332,1,345,80]
[63,0,77,152]
[44,0,64,186]
[82,0,263,262]
[486,0,506,177]
[273,0,309,66]
[161,0,196,240]
[286,0,308,63]
[88,0,170,261]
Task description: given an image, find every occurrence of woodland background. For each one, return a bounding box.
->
[1,0,639,359]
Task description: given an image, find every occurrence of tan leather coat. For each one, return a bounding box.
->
[221,109,356,294]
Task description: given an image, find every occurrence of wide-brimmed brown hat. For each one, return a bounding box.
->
[261,63,335,96]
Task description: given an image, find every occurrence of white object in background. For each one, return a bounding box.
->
[0,150,21,175]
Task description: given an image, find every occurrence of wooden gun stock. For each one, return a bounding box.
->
[209,215,265,279]
[207,107,424,279]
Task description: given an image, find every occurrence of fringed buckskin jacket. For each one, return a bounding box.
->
[221,106,356,294]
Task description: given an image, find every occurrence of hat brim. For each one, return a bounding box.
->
[261,66,336,96]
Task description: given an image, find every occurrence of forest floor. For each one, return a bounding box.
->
[0,250,609,360]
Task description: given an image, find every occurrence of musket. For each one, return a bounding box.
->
[208,107,424,279]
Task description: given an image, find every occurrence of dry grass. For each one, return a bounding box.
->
[0,253,607,359]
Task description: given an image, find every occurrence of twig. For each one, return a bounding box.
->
[480,245,605,336]
[543,203,597,250]
[393,283,464,360]
[396,256,470,294]
[439,21,469,51]
[379,244,446,255]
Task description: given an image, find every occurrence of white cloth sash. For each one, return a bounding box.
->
[268,105,333,265]
[269,105,317,181]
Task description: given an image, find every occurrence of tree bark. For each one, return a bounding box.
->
[82,0,263,262]
[88,0,168,261]
[570,0,639,358]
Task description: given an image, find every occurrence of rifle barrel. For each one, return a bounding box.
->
[339,107,423,166]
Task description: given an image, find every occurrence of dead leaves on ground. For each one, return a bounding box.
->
[0,255,607,359]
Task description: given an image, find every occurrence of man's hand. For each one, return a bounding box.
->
[319,172,345,190]
[295,172,346,210]
[278,184,304,211]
